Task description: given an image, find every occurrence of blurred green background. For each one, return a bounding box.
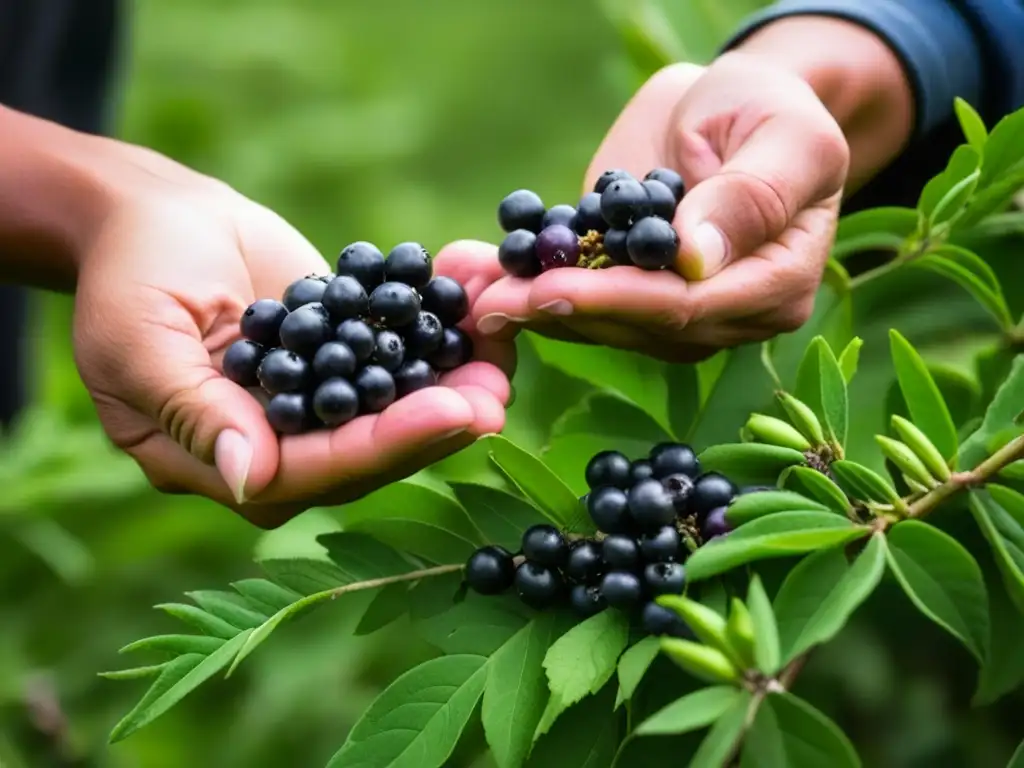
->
[3,0,1022,766]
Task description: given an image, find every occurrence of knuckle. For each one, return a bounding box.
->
[772,297,816,333]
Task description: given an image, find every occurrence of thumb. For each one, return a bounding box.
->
[672,114,848,280]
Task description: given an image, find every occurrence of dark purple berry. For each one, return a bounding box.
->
[628,478,677,531]
[587,486,632,534]
[627,216,679,270]
[420,276,469,326]
[570,584,607,618]
[630,459,655,484]
[643,561,686,596]
[642,602,693,638]
[335,319,376,363]
[401,311,444,358]
[354,365,396,413]
[602,535,641,570]
[322,275,369,321]
[536,224,580,271]
[223,339,266,387]
[691,473,739,521]
[312,341,357,381]
[279,302,332,358]
[498,229,541,278]
[602,228,630,265]
[257,348,311,394]
[337,241,386,291]
[565,540,605,584]
[599,571,643,609]
[282,277,328,312]
[644,168,685,203]
[542,204,577,230]
[515,561,564,609]
[521,524,569,568]
[600,178,650,229]
[465,545,516,595]
[312,377,360,428]
[267,392,310,434]
[639,526,681,562]
[393,359,438,397]
[594,169,635,195]
[369,282,421,328]
[701,507,732,541]
[585,450,632,490]
[372,330,405,372]
[240,299,288,345]
[574,192,608,235]
[642,178,678,221]
[428,327,473,371]
[498,189,546,234]
[662,473,695,515]
[650,443,700,479]
[385,242,433,288]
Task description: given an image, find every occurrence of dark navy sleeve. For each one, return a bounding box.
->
[720,0,1024,138]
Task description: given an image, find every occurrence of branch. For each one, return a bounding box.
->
[327,563,463,598]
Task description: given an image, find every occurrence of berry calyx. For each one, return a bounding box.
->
[465,545,516,595]
[521,524,569,568]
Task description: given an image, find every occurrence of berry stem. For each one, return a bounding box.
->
[327,562,463,599]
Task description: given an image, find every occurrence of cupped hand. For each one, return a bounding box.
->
[472,56,850,362]
[73,146,512,527]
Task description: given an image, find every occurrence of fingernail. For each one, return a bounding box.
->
[692,222,728,278]
[215,429,252,505]
[536,299,573,316]
[477,313,520,335]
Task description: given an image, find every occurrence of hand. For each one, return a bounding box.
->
[73,145,513,528]
[471,56,850,362]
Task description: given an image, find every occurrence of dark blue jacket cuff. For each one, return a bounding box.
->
[720,0,984,138]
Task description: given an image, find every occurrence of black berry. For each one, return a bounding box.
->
[223,339,265,387]
[650,443,700,479]
[701,507,732,541]
[393,359,438,397]
[240,299,288,345]
[465,545,516,595]
[536,224,580,271]
[428,327,473,371]
[336,319,376,363]
[662,473,695,515]
[542,204,577,230]
[369,282,421,328]
[691,473,739,520]
[585,450,632,490]
[600,178,650,229]
[322,275,369,321]
[385,242,433,288]
[627,216,679,271]
[630,459,655,484]
[628,478,677,530]
[599,571,643,609]
[257,348,311,395]
[514,561,564,609]
[372,330,405,372]
[312,341,357,381]
[574,192,608,235]
[420,276,469,326]
[602,534,641,570]
[337,241,386,290]
[565,540,605,584]
[267,392,310,435]
[312,378,360,428]
[587,486,632,534]
[521,524,569,568]
[402,311,444,358]
[602,228,630,265]
[643,561,686,596]
[279,302,332,358]
[282,277,328,312]
[498,229,541,278]
[498,189,546,234]
[644,168,685,203]
[594,169,635,195]
[354,365,397,413]
[570,584,607,618]
[642,602,692,638]
[639,525,682,562]
[642,179,678,221]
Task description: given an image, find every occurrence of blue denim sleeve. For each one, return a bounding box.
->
[719,0,993,137]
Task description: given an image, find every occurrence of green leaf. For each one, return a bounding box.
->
[726,490,830,526]
[553,393,670,446]
[258,558,348,596]
[536,610,629,738]
[483,614,565,768]
[740,692,860,767]
[230,579,303,614]
[829,460,903,507]
[109,630,252,743]
[832,207,918,261]
[960,356,1024,467]
[689,344,774,449]
[773,534,887,663]
[354,582,411,636]
[689,690,752,768]
[488,434,589,533]
[118,635,226,657]
[152,604,240,640]
[685,512,868,581]
[954,97,987,151]
[912,251,1013,329]
[885,520,989,662]
[526,684,620,768]
[326,655,488,768]
[666,362,702,441]
[889,330,959,461]
[99,663,172,681]
[973,571,1024,706]
[317,532,418,579]
[970,486,1024,613]
[452,483,548,553]
[918,144,980,225]
[184,590,267,630]
[697,443,806,486]
[1009,739,1024,768]
[794,336,848,447]
[615,636,660,709]
[745,574,781,675]
[414,592,528,656]
[633,686,742,737]
[779,467,851,516]
[837,337,863,384]
[599,0,684,78]
[978,106,1024,189]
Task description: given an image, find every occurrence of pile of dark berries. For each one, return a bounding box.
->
[464,441,761,639]
[222,241,473,434]
[496,167,685,277]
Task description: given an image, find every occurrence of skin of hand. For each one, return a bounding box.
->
[0,110,514,529]
[471,17,913,363]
